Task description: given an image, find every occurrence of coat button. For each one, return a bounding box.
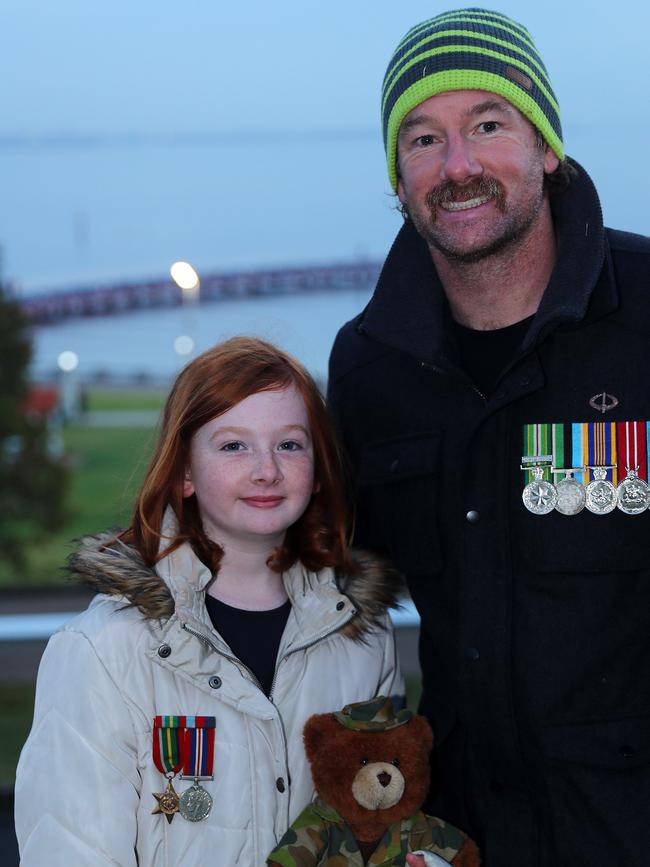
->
[465,647,480,661]
[466,510,480,524]
[389,459,400,472]
[276,777,286,793]
[336,601,345,611]
[157,644,172,658]
[208,676,222,689]
[619,744,636,758]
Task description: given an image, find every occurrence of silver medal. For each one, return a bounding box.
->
[179,780,213,822]
[617,469,650,515]
[585,466,617,515]
[552,467,586,516]
[522,465,557,515]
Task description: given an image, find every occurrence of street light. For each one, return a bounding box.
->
[57,350,80,422]
[170,260,200,303]
[173,335,195,357]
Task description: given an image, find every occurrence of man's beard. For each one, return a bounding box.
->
[407,175,545,265]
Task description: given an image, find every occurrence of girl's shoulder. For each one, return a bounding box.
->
[336,550,405,641]
[67,530,174,622]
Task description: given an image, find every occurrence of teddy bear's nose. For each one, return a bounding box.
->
[377,771,392,788]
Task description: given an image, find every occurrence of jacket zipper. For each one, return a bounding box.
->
[420,359,487,403]
[182,607,356,702]
[181,622,267,694]
[266,609,357,700]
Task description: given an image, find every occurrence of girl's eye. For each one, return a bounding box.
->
[479,121,499,134]
[416,134,435,147]
[278,440,302,451]
[220,441,245,452]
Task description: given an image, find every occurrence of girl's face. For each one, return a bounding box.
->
[183,385,316,552]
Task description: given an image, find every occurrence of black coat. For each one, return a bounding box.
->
[328,162,650,867]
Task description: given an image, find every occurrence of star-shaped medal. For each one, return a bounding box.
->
[152,778,180,824]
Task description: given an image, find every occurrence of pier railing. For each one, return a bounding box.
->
[18,261,381,325]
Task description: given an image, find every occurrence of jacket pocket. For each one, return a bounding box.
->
[539,715,650,864]
[518,507,650,573]
[542,714,650,770]
[357,431,442,575]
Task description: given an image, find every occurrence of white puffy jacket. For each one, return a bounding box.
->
[15,532,403,866]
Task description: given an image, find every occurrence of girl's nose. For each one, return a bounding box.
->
[252,450,283,484]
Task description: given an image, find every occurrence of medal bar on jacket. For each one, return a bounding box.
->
[521,423,557,515]
[152,715,184,823]
[616,421,650,514]
[521,421,650,516]
[179,716,216,822]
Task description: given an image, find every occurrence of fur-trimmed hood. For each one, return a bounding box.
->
[67,531,405,641]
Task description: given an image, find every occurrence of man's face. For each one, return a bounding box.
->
[396,90,559,264]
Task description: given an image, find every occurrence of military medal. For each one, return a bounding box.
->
[521,424,556,515]
[551,467,586,516]
[616,422,650,515]
[152,778,180,824]
[152,716,184,823]
[521,464,557,514]
[580,421,618,515]
[585,466,617,515]
[179,716,216,822]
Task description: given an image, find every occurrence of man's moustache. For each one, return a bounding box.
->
[425,177,506,218]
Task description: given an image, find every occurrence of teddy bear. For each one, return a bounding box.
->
[267,696,480,866]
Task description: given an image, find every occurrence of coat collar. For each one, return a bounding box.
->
[360,159,616,367]
[67,509,402,642]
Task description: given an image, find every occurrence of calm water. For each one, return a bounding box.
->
[7,126,649,379]
[30,289,373,383]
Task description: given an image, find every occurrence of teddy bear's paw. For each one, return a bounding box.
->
[411,851,450,866]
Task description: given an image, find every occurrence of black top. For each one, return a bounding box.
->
[453,315,534,397]
[205,594,291,696]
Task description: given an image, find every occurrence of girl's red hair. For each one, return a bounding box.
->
[121,336,355,576]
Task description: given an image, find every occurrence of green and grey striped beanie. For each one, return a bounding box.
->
[382,8,563,190]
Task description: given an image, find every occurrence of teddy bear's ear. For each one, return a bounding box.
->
[303,713,342,763]
[408,714,434,753]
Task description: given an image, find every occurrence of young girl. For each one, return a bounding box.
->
[15,337,403,866]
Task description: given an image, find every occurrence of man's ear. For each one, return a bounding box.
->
[543,145,560,175]
[396,162,406,205]
[182,469,194,498]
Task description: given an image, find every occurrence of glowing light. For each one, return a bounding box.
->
[57,350,79,372]
[174,335,195,356]
[170,261,200,292]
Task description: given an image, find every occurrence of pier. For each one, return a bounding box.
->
[18,261,381,325]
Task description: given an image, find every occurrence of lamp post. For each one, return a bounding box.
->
[57,349,80,423]
[170,261,200,366]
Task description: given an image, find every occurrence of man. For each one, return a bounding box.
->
[328,8,650,866]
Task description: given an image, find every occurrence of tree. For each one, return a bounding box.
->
[0,284,68,572]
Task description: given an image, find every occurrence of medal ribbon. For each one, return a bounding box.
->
[583,421,618,485]
[522,423,553,484]
[182,716,216,778]
[153,715,184,776]
[574,421,617,484]
[617,421,648,480]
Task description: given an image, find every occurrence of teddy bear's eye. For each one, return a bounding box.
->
[391,758,400,768]
[360,757,369,766]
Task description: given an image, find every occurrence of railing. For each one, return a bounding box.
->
[18,261,381,325]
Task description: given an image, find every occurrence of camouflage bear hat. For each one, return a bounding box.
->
[333,696,413,732]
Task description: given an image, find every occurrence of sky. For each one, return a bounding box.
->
[2,0,648,139]
[1,1,649,293]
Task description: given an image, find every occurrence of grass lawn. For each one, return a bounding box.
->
[0,425,156,587]
[86,388,167,411]
[0,683,35,788]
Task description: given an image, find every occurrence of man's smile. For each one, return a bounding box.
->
[439,194,493,212]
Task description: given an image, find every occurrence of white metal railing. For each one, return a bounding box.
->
[0,601,420,642]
